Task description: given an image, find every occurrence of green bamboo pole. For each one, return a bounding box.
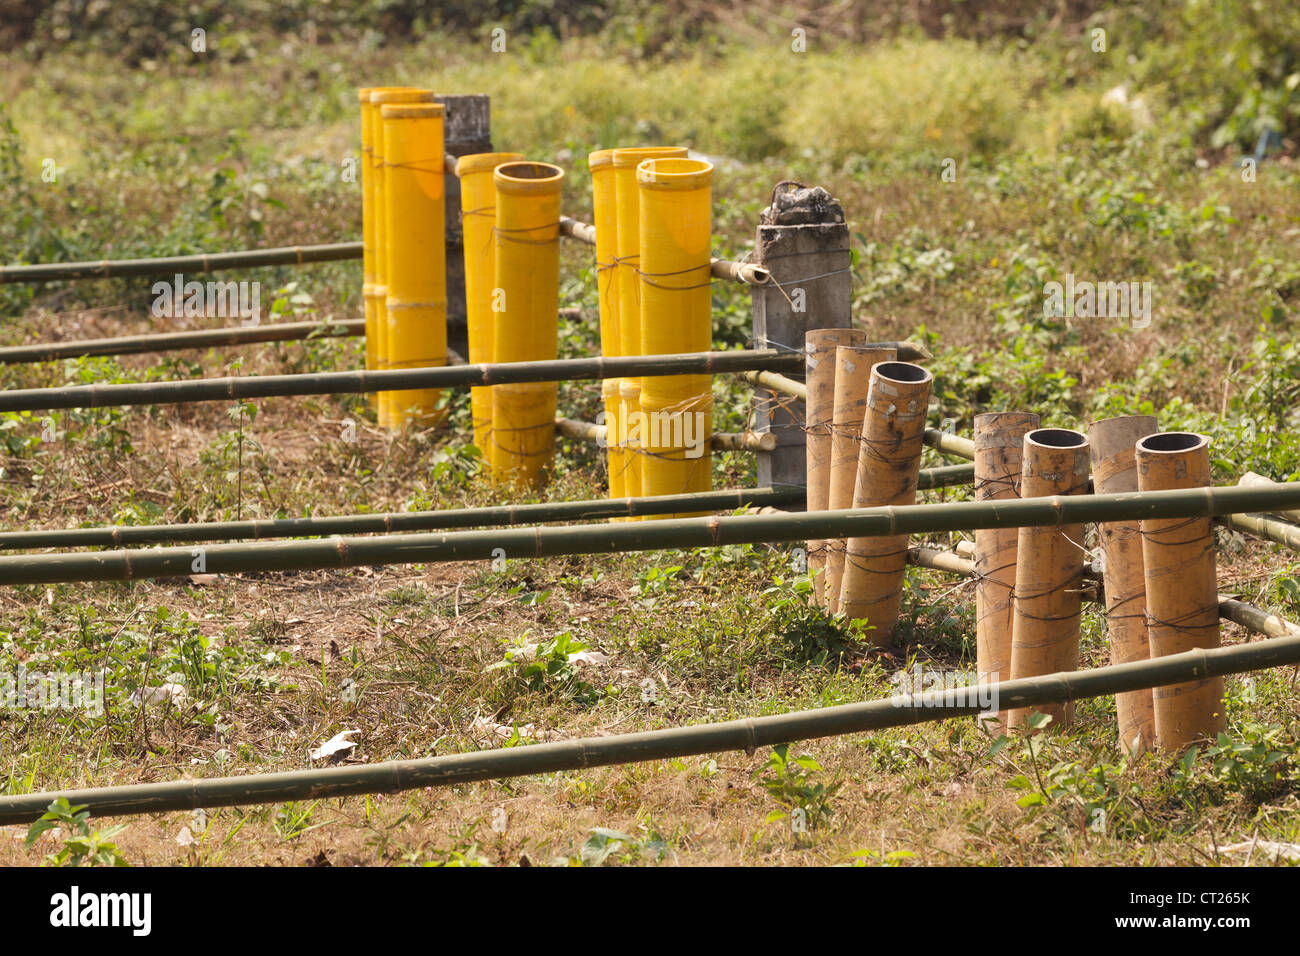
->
[0,349,804,414]
[1221,511,1300,552]
[0,243,363,284]
[0,467,969,551]
[1,626,1296,825]
[0,319,364,364]
[2,484,1297,586]
[0,487,802,550]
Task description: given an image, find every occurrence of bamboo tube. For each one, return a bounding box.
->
[1088,415,1159,755]
[0,487,803,550]
[1007,428,1091,732]
[973,411,1039,730]
[380,102,447,428]
[0,318,364,364]
[1136,432,1226,749]
[4,623,1299,825]
[637,157,714,513]
[618,378,644,503]
[611,147,687,362]
[589,150,625,508]
[839,361,933,640]
[370,88,434,427]
[359,88,379,410]
[824,346,896,613]
[1237,471,1300,522]
[0,349,804,413]
[805,329,867,605]
[491,161,565,489]
[2,484,1299,587]
[558,214,771,286]
[459,152,523,452]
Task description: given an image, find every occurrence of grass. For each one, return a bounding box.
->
[0,24,1299,866]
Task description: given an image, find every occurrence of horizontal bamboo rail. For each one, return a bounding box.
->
[0,487,803,551]
[0,319,365,364]
[0,244,364,284]
[2,484,1297,586]
[1,624,1296,824]
[558,216,770,286]
[0,349,804,414]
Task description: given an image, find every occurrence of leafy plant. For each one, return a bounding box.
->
[755,744,841,839]
[26,798,130,867]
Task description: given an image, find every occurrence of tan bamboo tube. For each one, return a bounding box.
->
[1238,471,1300,522]
[824,345,896,614]
[1136,432,1226,749]
[805,329,867,606]
[973,411,1039,730]
[1088,415,1159,755]
[1006,428,1090,732]
[838,361,932,642]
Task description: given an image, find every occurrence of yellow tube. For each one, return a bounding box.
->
[359,88,378,412]
[618,378,644,501]
[602,377,626,503]
[369,88,434,428]
[590,148,626,507]
[380,102,447,429]
[612,146,687,362]
[458,151,523,455]
[636,156,713,516]
[491,161,565,489]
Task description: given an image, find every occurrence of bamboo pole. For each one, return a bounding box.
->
[805,329,867,606]
[0,350,804,414]
[1088,415,1159,755]
[0,244,364,284]
[973,411,1039,730]
[1220,510,1300,552]
[1137,432,1226,749]
[459,151,522,452]
[0,487,803,551]
[381,101,447,428]
[2,624,1298,825]
[0,319,365,364]
[588,150,625,507]
[371,89,436,427]
[825,346,896,613]
[2,484,1298,586]
[1007,428,1091,732]
[359,88,379,409]
[491,161,565,489]
[637,157,715,511]
[1237,471,1300,523]
[839,361,932,641]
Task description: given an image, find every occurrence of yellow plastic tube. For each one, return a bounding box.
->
[458,151,523,454]
[635,156,713,515]
[358,88,379,411]
[369,88,434,427]
[380,101,447,429]
[590,148,626,505]
[491,161,565,490]
[618,378,644,500]
[612,146,687,362]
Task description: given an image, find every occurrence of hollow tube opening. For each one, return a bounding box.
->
[1028,428,1087,448]
[1137,432,1207,454]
